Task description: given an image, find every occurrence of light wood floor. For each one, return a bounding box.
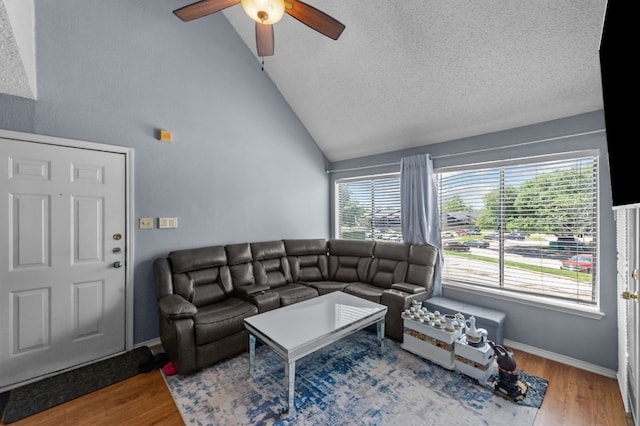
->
[5,348,630,426]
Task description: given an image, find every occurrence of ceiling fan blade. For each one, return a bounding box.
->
[256,23,275,57]
[173,0,240,22]
[285,0,345,40]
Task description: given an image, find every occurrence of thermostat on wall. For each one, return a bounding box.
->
[159,217,177,229]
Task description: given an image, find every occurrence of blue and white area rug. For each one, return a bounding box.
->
[163,330,543,425]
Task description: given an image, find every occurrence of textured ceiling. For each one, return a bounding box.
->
[223,0,608,161]
[1,1,608,162]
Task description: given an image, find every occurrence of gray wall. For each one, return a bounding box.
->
[0,0,329,344]
[329,110,618,371]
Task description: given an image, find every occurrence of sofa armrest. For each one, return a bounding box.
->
[158,294,197,320]
[233,285,279,313]
[233,284,270,297]
[390,282,426,294]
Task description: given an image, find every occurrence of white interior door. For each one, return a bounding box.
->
[0,138,127,388]
[627,208,640,425]
[617,206,640,425]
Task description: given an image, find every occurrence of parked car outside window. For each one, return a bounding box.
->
[550,236,581,250]
[505,232,526,240]
[483,233,500,240]
[443,241,470,252]
[561,254,593,273]
[464,239,490,248]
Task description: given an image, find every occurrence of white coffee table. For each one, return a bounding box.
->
[244,291,387,417]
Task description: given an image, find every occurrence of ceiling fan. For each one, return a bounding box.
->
[173,0,345,57]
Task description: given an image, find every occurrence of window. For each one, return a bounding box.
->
[438,154,598,306]
[335,152,599,307]
[336,174,401,241]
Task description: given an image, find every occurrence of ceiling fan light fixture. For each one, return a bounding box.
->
[241,0,285,24]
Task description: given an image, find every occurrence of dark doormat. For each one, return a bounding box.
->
[1,346,152,424]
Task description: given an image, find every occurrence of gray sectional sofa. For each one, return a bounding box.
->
[153,238,438,375]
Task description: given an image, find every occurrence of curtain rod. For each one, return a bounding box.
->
[325,129,606,174]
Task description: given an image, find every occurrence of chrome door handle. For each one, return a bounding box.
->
[113,261,122,268]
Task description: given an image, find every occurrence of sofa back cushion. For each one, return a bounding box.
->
[405,243,438,289]
[168,245,231,307]
[251,240,292,288]
[328,239,374,282]
[368,242,410,288]
[284,239,328,282]
[225,243,256,288]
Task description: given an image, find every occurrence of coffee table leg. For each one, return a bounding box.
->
[249,334,256,376]
[377,319,385,354]
[283,359,296,417]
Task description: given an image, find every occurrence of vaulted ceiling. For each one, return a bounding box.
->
[223,0,608,161]
[1,1,608,162]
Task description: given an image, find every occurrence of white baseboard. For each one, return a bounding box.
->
[504,338,617,379]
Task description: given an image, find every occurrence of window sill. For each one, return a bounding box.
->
[443,281,605,320]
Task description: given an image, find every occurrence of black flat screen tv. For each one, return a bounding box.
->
[599,0,637,207]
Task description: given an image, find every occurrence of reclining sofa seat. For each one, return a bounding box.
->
[251,240,318,306]
[284,239,329,289]
[325,239,375,294]
[343,241,410,303]
[380,243,439,340]
[153,245,258,375]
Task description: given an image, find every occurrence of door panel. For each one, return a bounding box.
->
[12,193,50,268]
[629,208,639,425]
[0,138,127,388]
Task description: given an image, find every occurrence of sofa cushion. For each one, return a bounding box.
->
[368,241,410,288]
[169,245,227,274]
[254,257,291,288]
[405,244,438,288]
[289,255,328,282]
[275,283,319,306]
[283,239,328,256]
[329,239,375,257]
[168,245,233,306]
[284,239,329,282]
[225,243,253,266]
[226,242,257,289]
[251,240,287,260]
[328,240,374,282]
[304,281,349,295]
[251,240,292,288]
[194,297,258,345]
[343,282,384,303]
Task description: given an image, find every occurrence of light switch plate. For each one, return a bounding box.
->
[159,217,177,229]
[139,217,154,229]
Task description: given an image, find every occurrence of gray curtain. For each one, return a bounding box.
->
[400,154,443,296]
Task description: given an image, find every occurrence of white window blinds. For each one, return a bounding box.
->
[437,155,598,304]
[337,174,402,241]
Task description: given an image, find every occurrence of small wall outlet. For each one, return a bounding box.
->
[159,217,177,229]
[139,217,154,229]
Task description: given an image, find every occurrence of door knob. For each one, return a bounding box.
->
[621,291,638,301]
[633,269,639,280]
[113,261,122,268]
